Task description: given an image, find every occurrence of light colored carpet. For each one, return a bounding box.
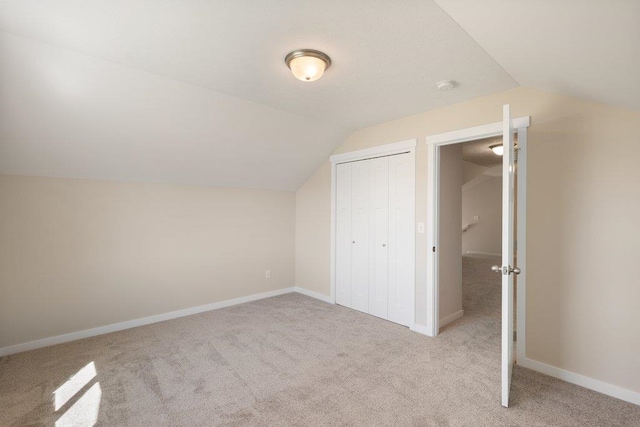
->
[2,267,640,425]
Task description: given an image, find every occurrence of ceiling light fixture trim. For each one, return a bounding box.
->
[285,49,331,82]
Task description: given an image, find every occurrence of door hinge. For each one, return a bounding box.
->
[432,246,436,253]
[514,147,520,162]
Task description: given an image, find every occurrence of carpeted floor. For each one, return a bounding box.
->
[2,262,640,425]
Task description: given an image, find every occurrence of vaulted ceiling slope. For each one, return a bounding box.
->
[0,32,348,191]
[2,2,636,191]
[0,1,516,191]
[435,0,640,112]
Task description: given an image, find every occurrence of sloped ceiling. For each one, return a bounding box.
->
[435,0,640,112]
[0,1,516,191]
[1,1,636,191]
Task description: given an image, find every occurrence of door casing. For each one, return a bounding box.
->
[424,117,530,364]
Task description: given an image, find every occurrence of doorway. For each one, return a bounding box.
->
[438,136,507,333]
[425,110,530,407]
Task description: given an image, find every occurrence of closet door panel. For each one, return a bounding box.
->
[351,160,370,313]
[368,157,389,319]
[335,163,353,307]
[388,153,415,327]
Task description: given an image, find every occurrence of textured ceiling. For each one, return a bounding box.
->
[0,1,517,130]
[0,1,518,190]
[1,1,635,191]
[462,137,503,168]
[435,0,640,111]
[0,33,348,191]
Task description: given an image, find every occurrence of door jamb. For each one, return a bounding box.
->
[424,117,530,363]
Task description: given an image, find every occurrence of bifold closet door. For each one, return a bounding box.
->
[387,153,414,327]
[350,160,371,313]
[368,157,389,319]
[335,162,353,307]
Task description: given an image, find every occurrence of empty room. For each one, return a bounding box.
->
[1,1,640,426]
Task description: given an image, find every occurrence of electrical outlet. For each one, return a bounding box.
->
[265,270,271,279]
[417,222,425,234]
[474,215,479,221]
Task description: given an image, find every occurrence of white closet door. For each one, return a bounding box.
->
[368,156,389,319]
[351,160,370,313]
[335,162,353,307]
[387,153,415,327]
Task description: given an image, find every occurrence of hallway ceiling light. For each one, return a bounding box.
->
[490,144,504,156]
[285,49,331,82]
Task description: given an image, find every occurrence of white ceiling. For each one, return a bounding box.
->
[0,1,517,190]
[0,1,517,130]
[435,0,640,111]
[0,32,348,191]
[0,1,637,191]
[462,137,503,168]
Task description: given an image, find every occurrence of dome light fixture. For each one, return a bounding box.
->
[285,49,331,82]
[490,144,504,156]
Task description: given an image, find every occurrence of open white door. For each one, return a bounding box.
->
[495,104,518,407]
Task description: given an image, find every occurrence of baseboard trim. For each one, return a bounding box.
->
[464,251,501,258]
[293,287,333,304]
[440,310,464,327]
[0,287,296,358]
[520,357,640,406]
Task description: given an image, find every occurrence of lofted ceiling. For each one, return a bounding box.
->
[0,0,516,191]
[435,0,640,112]
[0,1,517,130]
[0,1,637,191]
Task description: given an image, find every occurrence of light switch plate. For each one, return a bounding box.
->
[417,222,425,234]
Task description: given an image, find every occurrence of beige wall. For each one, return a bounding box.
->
[462,161,489,184]
[295,86,640,393]
[0,175,295,348]
[295,161,331,295]
[438,144,463,321]
[462,177,502,255]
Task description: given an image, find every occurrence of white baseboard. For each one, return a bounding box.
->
[293,287,333,304]
[0,287,296,358]
[520,357,640,406]
[440,310,464,327]
[5,290,638,408]
[464,251,501,258]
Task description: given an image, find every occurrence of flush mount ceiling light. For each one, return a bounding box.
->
[436,80,457,91]
[489,144,504,156]
[285,49,331,82]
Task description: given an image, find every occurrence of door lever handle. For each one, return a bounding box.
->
[491,265,521,275]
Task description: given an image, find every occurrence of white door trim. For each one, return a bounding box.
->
[424,118,530,363]
[330,139,417,329]
[426,117,530,146]
[330,139,417,164]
